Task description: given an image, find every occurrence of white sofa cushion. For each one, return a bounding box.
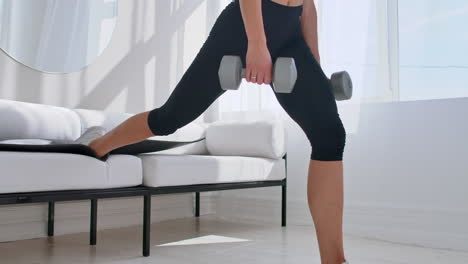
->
[148,122,209,155]
[0,152,142,194]
[0,99,81,141]
[205,119,286,159]
[141,154,286,188]
[73,109,133,134]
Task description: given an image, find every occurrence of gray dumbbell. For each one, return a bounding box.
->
[218,55,297,93]
[330,71,353,101]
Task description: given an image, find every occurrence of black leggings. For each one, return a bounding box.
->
[147,0,346,161]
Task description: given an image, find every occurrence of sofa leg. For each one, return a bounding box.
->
[48,201,55,236]
[143,195,151,257]
[90,199,98,245]
[281,179,287,227]
[195,192,200,217]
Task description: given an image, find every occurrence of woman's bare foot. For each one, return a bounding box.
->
[88,137,109,159]
[87,111,155,159]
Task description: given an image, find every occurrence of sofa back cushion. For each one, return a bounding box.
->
[0,99,81,141]
[206,119,286,159]
[73,109,133,134]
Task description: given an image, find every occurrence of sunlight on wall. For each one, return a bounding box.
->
[106,86,128,111]
[145,56,156,109]
[183,1,207,70]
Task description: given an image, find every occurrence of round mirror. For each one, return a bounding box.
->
[0,0,118,73]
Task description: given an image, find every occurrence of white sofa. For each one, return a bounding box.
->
[0,99,288,256]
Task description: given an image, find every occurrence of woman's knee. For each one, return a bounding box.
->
[146,107,179,136]
[307,119,346,161]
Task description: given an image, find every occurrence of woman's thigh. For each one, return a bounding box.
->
[271,36,346,160]
[147,3,247,135]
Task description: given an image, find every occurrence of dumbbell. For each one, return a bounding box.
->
[218,55,297,93]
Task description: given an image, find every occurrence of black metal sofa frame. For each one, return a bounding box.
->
[0,155,287,257]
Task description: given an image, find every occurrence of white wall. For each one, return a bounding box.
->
[0,0,223,242]
[216,98,468,251]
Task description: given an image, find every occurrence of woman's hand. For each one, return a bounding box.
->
[245,41,272,85]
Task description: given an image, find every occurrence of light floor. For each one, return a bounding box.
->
[1,214,467,264]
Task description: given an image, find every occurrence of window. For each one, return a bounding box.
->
[398,0,468,101]
[320,0,468,103]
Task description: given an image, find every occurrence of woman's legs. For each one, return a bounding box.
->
[90,45,228,156]
[272,36,346,264]
[89,31,229,158]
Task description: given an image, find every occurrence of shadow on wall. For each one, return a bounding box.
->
[0,0,224,115]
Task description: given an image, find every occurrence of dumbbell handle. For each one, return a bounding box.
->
[240,69,246,78]
[239,69,267,79]
[239,69,274,80]
[238,69,270,82]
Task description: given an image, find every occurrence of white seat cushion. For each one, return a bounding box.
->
[141,154,286,188]
[0,152,142,194]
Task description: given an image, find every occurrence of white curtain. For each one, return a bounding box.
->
[216,0,392,122]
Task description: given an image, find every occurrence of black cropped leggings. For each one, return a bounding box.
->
[147,0,346,161]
